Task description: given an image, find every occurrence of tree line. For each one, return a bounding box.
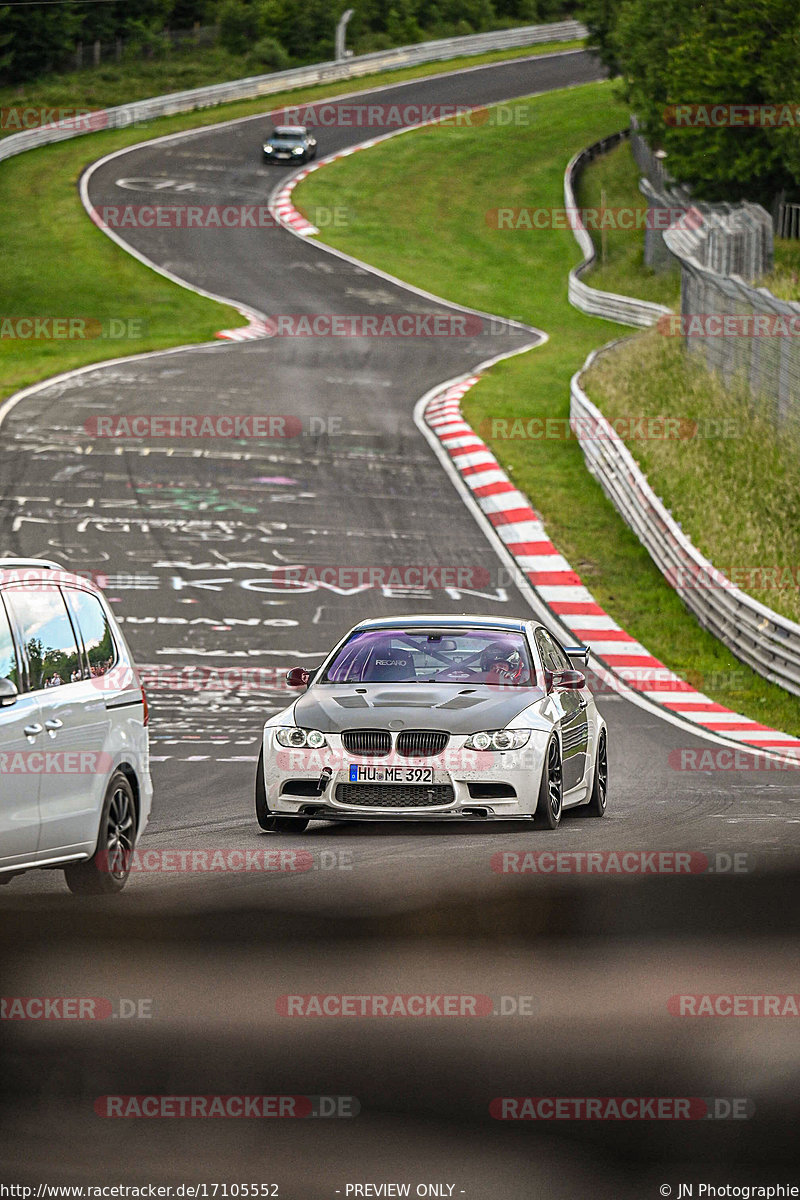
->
[0,0,576,85]
[583,0,800,205]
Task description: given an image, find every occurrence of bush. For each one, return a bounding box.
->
[247,34,289,69]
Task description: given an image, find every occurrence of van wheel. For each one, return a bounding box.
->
[256,749,309,833]
[64,772,136,895]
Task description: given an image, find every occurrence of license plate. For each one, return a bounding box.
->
[349,765,434,784]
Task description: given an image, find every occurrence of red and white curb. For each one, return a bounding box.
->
[216,318,276,342]
[425,379,800,760]
[271,164,321,237]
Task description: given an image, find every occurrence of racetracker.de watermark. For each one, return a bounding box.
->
[666,564,800,591]
[658,314,800,337]
[0,106,107,131]
[101,848,314,874]
[1,997,152,1019]
[270,102,528,128]
[94,1095,359,1118]
[668,994,800,1017]
[276,994,536,1017]
[259,313,486,337]
[84,415,302,438]
[90,205,349,230]
[669,748,800,771]
[490,1097,753,1120]
[0,751,113,775]
[477,415,740,441]
[1,318,147,339]
[267,565,490,589]
[664,103,800,127]
[491,850,750,874]
[485,206,700,231]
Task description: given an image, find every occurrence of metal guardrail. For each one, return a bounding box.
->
[564,131,673,328]
[0,21,586,166]
[571,347,800,696]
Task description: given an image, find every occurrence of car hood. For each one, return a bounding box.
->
[292,683,545,735]
[265,138,304,149]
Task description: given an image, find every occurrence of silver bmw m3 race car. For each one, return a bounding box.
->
[255,615,607,832]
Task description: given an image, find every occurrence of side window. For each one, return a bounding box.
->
[535,629,569,675]
[4,587,81,691]
[0,596,20,688]
[66,589,116,678]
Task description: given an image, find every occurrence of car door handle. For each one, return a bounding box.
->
[24,723,43,737]
[45,718,63,730]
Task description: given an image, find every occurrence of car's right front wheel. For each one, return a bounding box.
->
[255,748,310,833]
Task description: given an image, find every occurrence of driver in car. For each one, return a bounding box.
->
[479,640,530,685]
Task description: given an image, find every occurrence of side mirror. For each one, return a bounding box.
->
[551,669,585,691]
[0,677,19,707]
[286,667,311,689]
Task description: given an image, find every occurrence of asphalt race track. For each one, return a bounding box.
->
[1,48,799,1193]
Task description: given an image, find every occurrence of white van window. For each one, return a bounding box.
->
[67,589,116,679]
[4,586,82,691]
[0,597,19,686]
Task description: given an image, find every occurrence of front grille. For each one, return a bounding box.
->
[395,729,449,758]
[335,784,455,809]
[341,729,391,757]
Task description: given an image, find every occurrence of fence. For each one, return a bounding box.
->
[571,348,800,697]
[776,201,800,240]
[71,26,220,71]
[659,202,800,433]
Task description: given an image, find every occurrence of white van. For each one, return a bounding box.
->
[0,559,152,893]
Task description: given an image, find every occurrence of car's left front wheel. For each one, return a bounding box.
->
[255,748,310,833]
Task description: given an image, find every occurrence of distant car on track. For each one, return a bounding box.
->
[255,614,607,832]
[0,558,152,894]
[262,125,317,164]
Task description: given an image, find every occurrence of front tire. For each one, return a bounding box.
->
[255,748,310,833]
[533,735,562,830]
[64,771,136,895]
[578,729,608,817]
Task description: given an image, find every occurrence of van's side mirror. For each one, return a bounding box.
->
[0,677,19,707]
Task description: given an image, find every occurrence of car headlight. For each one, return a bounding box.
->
[264,145,274,152]
[464,730,531,751]
[275,728,327,748]
[292,146,304,154]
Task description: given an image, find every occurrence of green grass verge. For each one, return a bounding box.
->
[584,331,800,626]
[762,238,800,301]
[0,41,582,403]
[575,139,681,308]
[0,40,584,126]
[293,78,800,735]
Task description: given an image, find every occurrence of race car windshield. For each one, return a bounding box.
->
[323,628,535,686]
[271,128,304,140]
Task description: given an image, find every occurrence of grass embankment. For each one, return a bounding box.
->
[575,139,681,308]
[293,78,800,734]
[584,333,800,626]
[0,40,582,403]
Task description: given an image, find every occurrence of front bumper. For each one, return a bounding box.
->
[261,730,550,821]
